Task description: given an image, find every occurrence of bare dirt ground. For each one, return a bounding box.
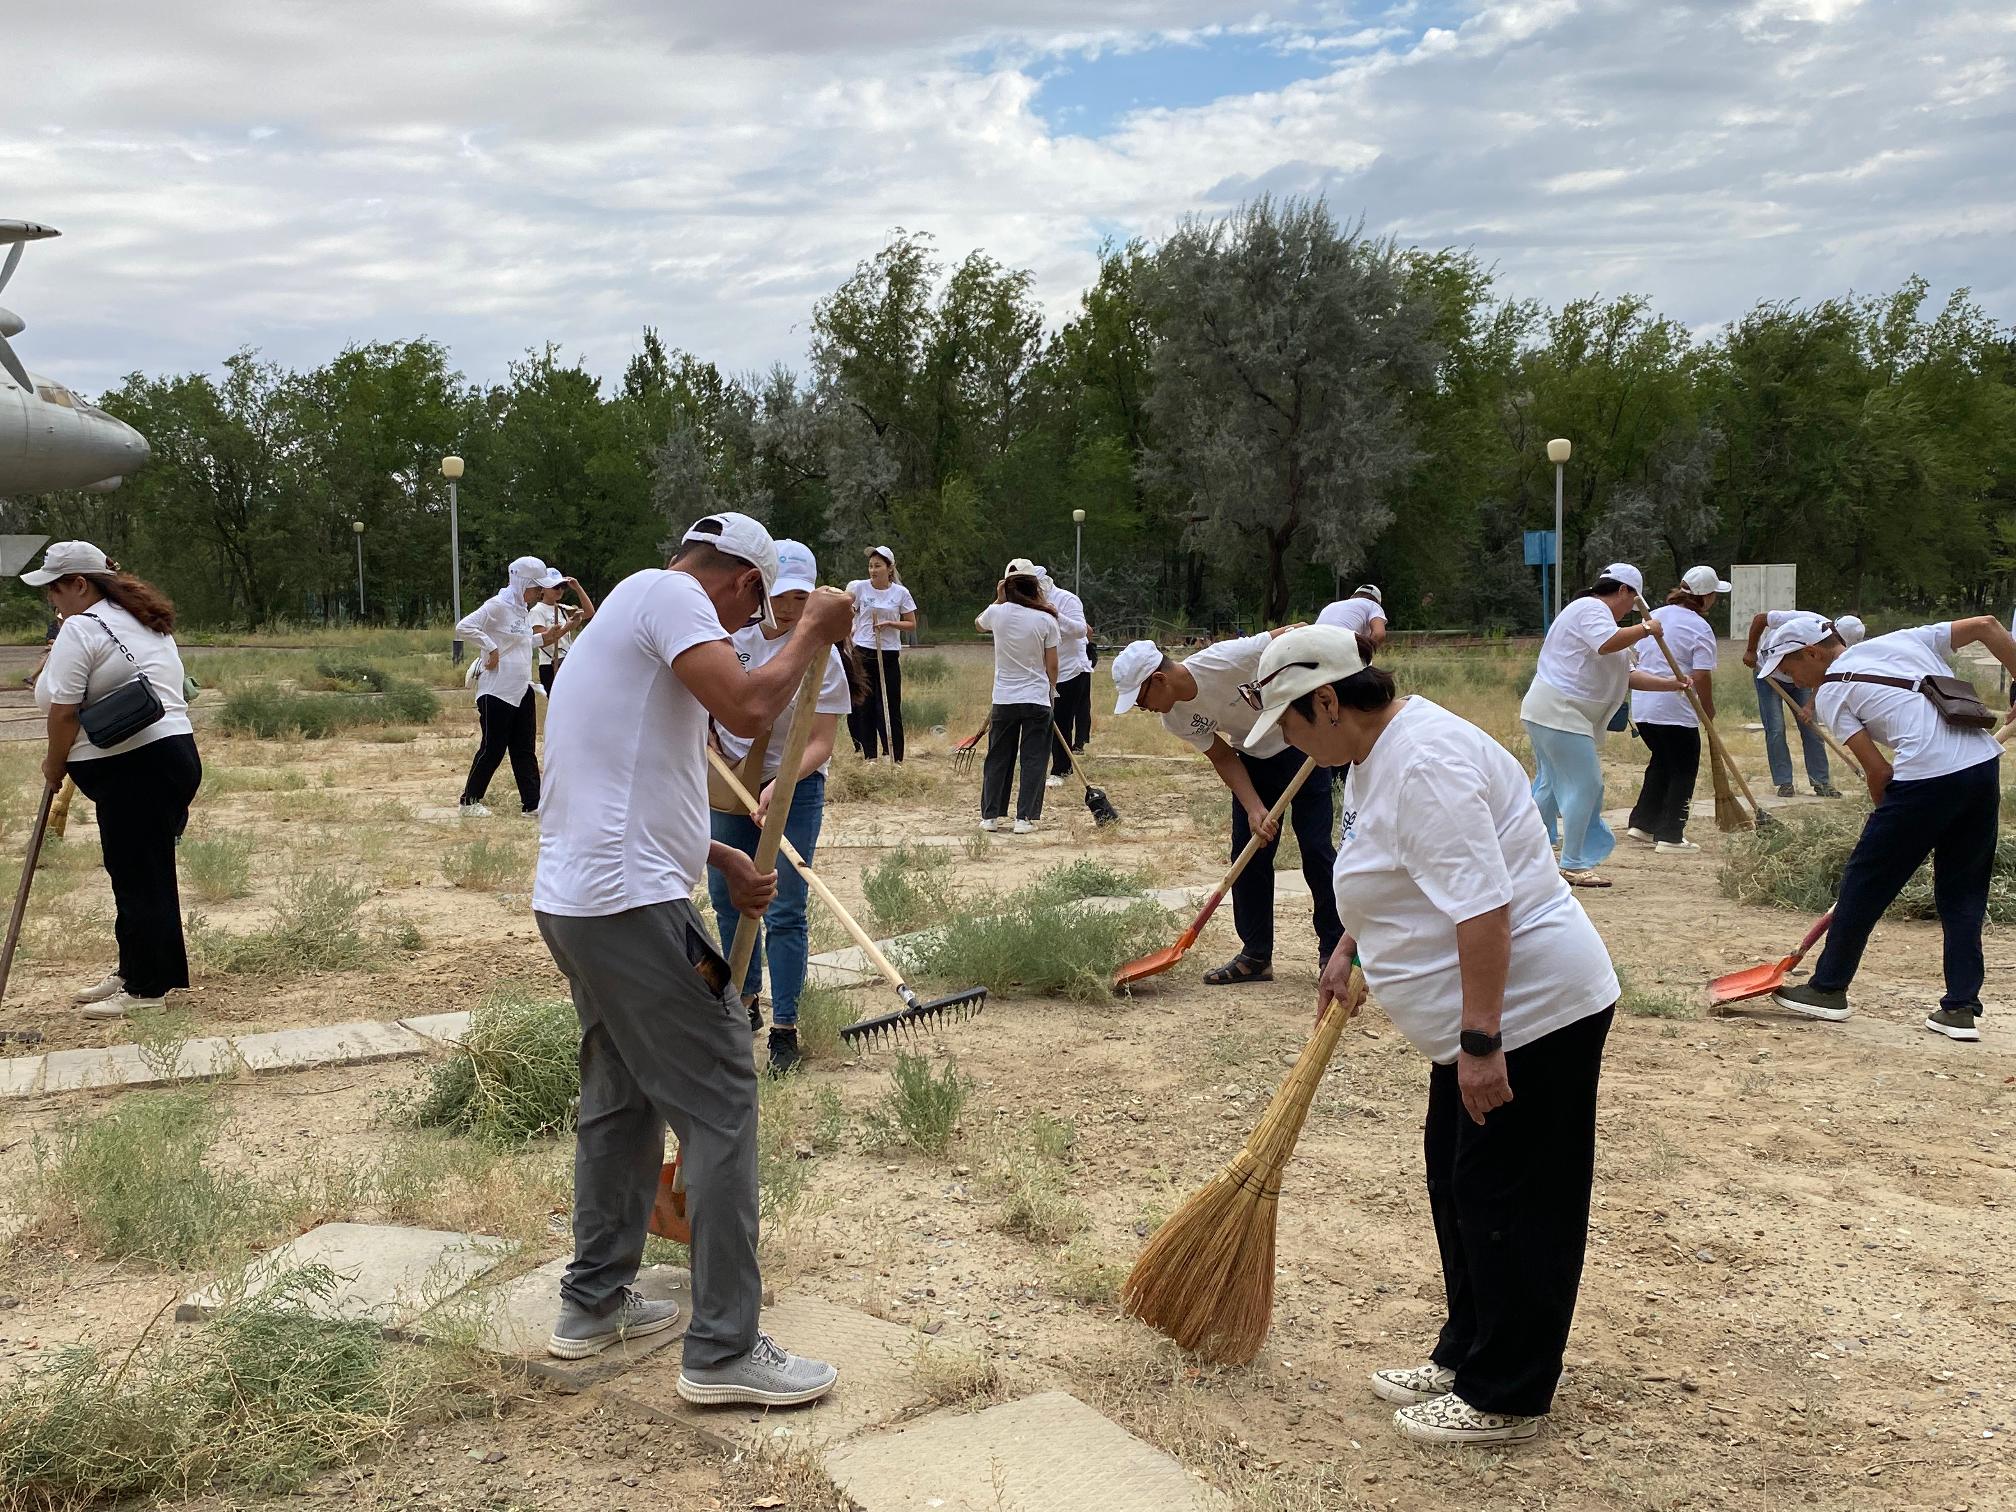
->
[2,643,2012,1511]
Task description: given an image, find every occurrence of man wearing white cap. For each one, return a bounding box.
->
[1742,608,1862,798]
[1757,611,2016,1042]
[1038,565,1095,785]
[1623,566,1731,856]
[1110,630,1343,983]
[1240,625,1618,1448]
[534,511,853,1402]
[845,546,917,762]
[1317,584,1388,651]
[456,555,570,816]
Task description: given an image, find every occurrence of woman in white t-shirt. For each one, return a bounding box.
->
[1518,563,1688,888]
[1758,613,2016,1042]
[1624,566,1728,855]
[530,574,597,695]
[844,546,917,763]
[1241,624,1618,1449]
[704,540,855,1075]
[974,564,1060,833]
[23,541,202,1020]
[456,555,566,815]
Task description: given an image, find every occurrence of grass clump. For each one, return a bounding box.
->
[1619,975,1699,1020]
[180,832,254,902]
[904,652,953,686]
[1720,802,2016,922]
[403,986,578,1145]
[219,681,440,740]
[984,1112,1087,1244]
[907,897,1171,1003]
[311,655,390,692]
[902,692,952,730]
[862,844,960,935]
[190,871,376,976]
[1012,859,1145,906]
[910,1341,1003,1408]
[793,980,855,1060]
[440,836,526,891]
[866,1053,968,1157]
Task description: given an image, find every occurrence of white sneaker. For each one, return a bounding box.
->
[82,990,167,1021]
[1371,1362,1456,1405]
[979,817,1001,833]
[1655,840,1700,855]
[1394,1392,1542,1446]
[73,972,124,1005]
[460,802,493,818]
[1626,827,1656,845]
[1012,820,1035,835]
[1045,775,1064,788]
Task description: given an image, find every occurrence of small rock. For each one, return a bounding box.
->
[1696,1249,1716,1262]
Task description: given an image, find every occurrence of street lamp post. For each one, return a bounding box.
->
[1546,438,1572,622]
[352,520,366,619]
[1071,508,1086,592]
[441,455,465,663]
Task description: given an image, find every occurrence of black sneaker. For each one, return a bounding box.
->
[1775,783,1797,799]
[1925,1007,1981,1042]
[767,1027,802,1076]
[1772,983,1851,1021]
[1813,784,1842,798]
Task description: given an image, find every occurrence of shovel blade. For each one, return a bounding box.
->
[1708,954,1795,1006]
[1113,940,1189,990]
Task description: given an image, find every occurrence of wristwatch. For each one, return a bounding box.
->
[1459,1029,1502,1057]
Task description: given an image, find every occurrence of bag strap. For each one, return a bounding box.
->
[77,611,139,667]
[1821,671,1917,692]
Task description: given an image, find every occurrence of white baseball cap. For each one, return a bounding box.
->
[867,545,896,568]
[509,555,565,591]
[1110,640,1165,715]
[774,539,818,595]
[1600,562,1644,595]
[684,512,780,627]
[1756,612,1835,680]
[1353,584,1383,604]
[1681,565,1733,595]
[1834,614,1866,645]
[21,540,111,586]
[1242,626,1368,750]
[1005,556,1040,578]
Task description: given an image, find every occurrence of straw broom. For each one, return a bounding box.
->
[1121,963,1364,1365]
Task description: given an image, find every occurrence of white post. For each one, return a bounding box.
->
[442,455,466,663]
[1072,507,1086,592]
[353,521,365,618]
[1546,438,1572,622]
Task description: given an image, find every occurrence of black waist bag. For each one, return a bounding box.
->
[76,612,167,749]
[1822,670,1999,731]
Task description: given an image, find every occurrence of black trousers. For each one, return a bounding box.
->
[1628,723,1701,843]
[66,733,202,1000]
[1427,1005,1613,1417]
[1229,746,1344,964]
[850,648,905,762]
[538,660,559,695]
[1811,756,1999,1010]
[463,691,540,811]
[982,703,1052,822]
[1050,671,1093,775]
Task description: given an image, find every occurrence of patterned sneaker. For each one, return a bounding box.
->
[677,1332,838,1407]
[1394,1393,1542,1446]
[1012,819,1035,835]
[979,817,1001,833]
[1925,1007,1981,1042]
[1771,983,1851,1022]
[1812,784,1842,798]
[546,1287,683,1360]
[460,802,494,818]
[1371,1362,1456,1405]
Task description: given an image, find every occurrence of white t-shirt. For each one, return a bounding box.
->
[846,581,917,653]
[1050,586,1092,678]
[1533,596,1630,707]
[716,626,853,781]
[1815,624,2001,783]
[534,569,729,917]
[1335,698,1619,1065]
[458,587,536,705]
[1317,597,1387,639]
[976,603,1061,707]
[36,604,194,762]
[1630,605,1716,728]
[1159,633,1284,759]
[529,601,577,667]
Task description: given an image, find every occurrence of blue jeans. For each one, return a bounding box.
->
[1756,677,1830,790]
[1525,721,1614,872]
[706,773,825,1027]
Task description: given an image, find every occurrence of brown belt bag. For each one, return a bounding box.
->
[1821,671,2000,730]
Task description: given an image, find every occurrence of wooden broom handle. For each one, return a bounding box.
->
[1765,677,1864,778]
[708,747,912,991]
[1636,596,1764,818]
[726,658,826,986]
[0,783,57,1005]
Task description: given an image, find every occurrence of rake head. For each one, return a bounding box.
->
[1083,783,1120,827]
[841,985,987,1045]
[951,718,988,775]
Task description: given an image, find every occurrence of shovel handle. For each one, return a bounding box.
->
[1197,755,1318,923]
[0,783,58,1005]
[1766,678,1863,779]
[1787,910,1833,965]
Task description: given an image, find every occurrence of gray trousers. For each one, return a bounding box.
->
[536,898,760,1370]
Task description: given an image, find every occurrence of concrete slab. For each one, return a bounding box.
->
[177,1222,514,1331]
[823,1390,1228,1511]
[0,1054,44,1098]
[398,1011,473,1043]
[806,959,874,988]
[34,1038,233,1093]
[230,1020,426,1073]
[610,1293,937,1446]
[449,1257,691,1389]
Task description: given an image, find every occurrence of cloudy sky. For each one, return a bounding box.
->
[6,0,2013,397]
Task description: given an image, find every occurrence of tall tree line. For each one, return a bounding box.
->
[8,198,2013,633]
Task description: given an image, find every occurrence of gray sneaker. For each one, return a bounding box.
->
[546,1287,683,1360]
[676,1331,839,1407]
[1925,1006,1981,1042]
[1772,983,1851,1022]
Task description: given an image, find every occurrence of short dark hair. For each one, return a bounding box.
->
[1579,576,1631,600]
[672,540,750,576]
[1286,632,1395,721]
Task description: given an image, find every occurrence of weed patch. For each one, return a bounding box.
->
[440,835,526,891]
[1619,975,1699,1019]
[866,1052,968,1157]
[794,980,854,1060]
[907,897,1171,1002]
[189,871,378,976]
[220,681,440,740]
[983,1113,1086,1244]
[904,652,953,686]
[862,844,960,935]
[180,832,254,902]
[402,986,578,1144]
[910,1341,1003,1408]
[1011,859,1145,906]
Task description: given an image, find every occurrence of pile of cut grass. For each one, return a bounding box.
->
[1719,802,2016,923]
[402,986,579,1145]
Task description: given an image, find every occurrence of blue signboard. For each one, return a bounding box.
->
[1523,530,1557,567]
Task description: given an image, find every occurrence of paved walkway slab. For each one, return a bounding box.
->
[453,1257,691,1389]
[398,1011,473,1043]
[824,1390,1227,1511]
[0,1053,46,1098]
[39,1036,241,1093]
[178,1222,514,1332]
[231,1020,425,1073]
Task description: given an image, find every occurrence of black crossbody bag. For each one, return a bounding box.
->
[75,612,167,748]
[1821,670,1999,731]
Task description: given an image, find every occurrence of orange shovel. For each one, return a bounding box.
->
[1709,910,1831,1007]
[649,1151,691,1245]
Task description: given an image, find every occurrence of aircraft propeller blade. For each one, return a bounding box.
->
[0,332,30,392]
[0,243,20,297]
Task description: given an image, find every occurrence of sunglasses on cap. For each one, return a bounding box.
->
[1235,661,1321,712]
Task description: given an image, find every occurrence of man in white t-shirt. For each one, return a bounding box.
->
[1038,566,1095,783]
[1758,613,2016,1042]
[1317,584,1388,651]
[1110,632,1343,983]
[534,512,854,1402]
[1741,607,1855,797]
[976,563,1062,831]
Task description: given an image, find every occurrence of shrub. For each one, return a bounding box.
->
[867,1053,968,1157]
[312,655,389,692]
[904,653,953,686]
[862,844,960,936]
[906,898,1172,1003]
[380,681,441,724]
[903,692,951,730]
[985,1113,1086,1244]
[194,872,374,976]
[1012,860,1145,906]
[793,980,854,1060]
[1719,803,2016,922]
[403,986,579,1145]
[218,680,439,740]
[180,833,254,902]
[441,836,525,891]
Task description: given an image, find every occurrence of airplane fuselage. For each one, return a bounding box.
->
[0,367,150,494]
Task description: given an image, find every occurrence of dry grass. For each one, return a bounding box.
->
[910,1340,1006,1409]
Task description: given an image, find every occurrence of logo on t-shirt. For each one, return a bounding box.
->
[736,650,752,667]
[1187,714,1217,739]
[1340,808,1359,844]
